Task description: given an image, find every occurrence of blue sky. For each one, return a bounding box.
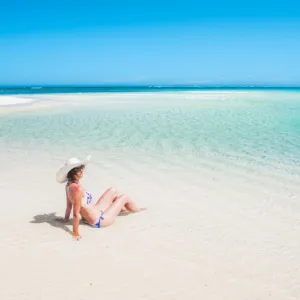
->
[1,0,300,85]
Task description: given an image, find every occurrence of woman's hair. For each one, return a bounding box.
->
[67,168,77,182]
[67,165,85,182]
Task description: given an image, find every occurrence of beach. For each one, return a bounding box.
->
[1,90,300,300]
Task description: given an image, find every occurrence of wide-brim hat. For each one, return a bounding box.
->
[56,155,91,183]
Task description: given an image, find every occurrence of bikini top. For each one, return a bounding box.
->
[66,180,93,206]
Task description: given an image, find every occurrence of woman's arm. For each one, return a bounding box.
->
[55,191,72,223]
[71,184,82,240]
[64,190,73,220]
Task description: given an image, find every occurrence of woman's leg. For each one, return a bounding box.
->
[100,194,145,227]
[94,187,127,212]
[94,187,118,212]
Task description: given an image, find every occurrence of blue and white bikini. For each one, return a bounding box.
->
[84,190,93,205]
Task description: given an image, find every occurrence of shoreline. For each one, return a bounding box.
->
[1,86,300,99]
[0,89,296,109]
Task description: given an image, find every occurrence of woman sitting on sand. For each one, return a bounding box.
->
[56,156,145,240]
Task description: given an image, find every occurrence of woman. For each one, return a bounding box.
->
[56,156,145,240]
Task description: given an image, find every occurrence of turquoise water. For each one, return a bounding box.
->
[1,90,300,193]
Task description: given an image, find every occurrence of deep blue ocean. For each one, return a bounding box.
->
[1,85,300,95]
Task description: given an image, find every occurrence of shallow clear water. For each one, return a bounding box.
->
[1,92,300,157]
[1,90,300,197]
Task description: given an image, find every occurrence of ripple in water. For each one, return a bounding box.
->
[1,92,300,198]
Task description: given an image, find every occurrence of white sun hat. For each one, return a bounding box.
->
[56,155,91,183]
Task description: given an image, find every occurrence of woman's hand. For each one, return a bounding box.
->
[55,216,69,223]
[72,232,82,241]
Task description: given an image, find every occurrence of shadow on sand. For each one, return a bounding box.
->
[30,211,132,235]
[30,212,74,236]
[118,211,131,217]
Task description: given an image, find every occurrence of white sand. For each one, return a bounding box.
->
[0,95,36,106]
[0,90,278,111]
[0,149,299,300]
